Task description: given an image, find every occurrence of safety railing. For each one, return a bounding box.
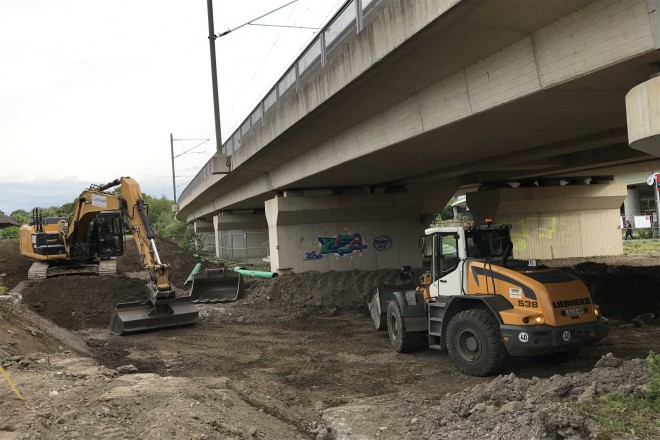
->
[179,0,393,204]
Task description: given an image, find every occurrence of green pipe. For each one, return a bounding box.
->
[233,267,278,279]
[184,263,204,285]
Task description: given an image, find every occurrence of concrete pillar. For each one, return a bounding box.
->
[467,182,627,260]
[213,215,220,259]
[624,186,642,219]
[627,75,660,156]
[265,192,426,273]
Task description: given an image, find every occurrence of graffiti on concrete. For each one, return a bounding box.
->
[506,217,558,251]
[303,251,323,261]
[318,232,368,256]
[373,235,392,251]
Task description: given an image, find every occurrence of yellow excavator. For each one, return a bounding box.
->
[19,177,199,335]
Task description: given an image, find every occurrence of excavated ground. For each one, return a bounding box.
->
[0,238,659,439]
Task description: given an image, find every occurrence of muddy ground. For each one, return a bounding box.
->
[0,238,659,439]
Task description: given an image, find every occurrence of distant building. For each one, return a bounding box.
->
[451,195,472,221]
[0,213,19,229]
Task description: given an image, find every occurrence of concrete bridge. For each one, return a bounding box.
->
[176,0,660,272]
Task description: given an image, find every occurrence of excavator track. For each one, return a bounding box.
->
[27,261,49,285]
[98,258,117,276]
[27,258,117,284]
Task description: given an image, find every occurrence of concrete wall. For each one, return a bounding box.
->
[265,192,424,272]
[467,183,627,260]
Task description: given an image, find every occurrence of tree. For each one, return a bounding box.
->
[10,209,29,225]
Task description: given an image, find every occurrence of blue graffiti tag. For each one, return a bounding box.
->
[373,235,392,251]
[317,232,368,256]
[304,251,323,261]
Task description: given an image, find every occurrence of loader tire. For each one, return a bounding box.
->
[446,309,508,376]
[387,300,425,353]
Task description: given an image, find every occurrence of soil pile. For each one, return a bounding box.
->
[239,269,412,321]
[322,355,653,439]
[0,239,31,291]
[118,236,218,286]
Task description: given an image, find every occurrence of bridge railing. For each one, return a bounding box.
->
[178,0,393,204]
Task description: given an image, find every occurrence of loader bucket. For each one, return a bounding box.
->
[189,268,245,303]
[369,287,395,331]
[109,297,199,335]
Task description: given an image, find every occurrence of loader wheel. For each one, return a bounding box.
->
[387,301,425,353]
[446,309,508,376]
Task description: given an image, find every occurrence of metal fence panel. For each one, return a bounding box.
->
[219,231,269,265]
[325,0,357,57]
[298,37,322,84]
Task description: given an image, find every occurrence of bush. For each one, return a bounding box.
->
[0,226,19,240]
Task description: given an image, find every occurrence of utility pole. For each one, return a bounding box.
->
[207,0,222,154]
[170,133,177,203]
[206,0,303,155]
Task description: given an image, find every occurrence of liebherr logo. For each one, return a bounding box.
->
[552,298,591,309]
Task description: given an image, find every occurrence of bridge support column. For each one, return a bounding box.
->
[467,182,627,260]
[265,192,426,273]
[212,211,268,265]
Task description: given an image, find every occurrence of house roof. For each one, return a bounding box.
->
[0,213,19,227]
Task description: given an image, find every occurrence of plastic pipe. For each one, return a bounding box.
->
[233,267,279,279]
[184,263,204,285]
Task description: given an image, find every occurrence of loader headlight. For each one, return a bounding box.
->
[593,305,601,317]
[522,314,544,325]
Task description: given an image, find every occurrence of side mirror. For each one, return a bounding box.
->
[418,236,426,253]
[400,265,413,280]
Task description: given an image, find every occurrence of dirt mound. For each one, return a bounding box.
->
[0,299,90,359]
[0,239,32,291]
[119,236,216,286]
[321,355,653,439]
[0,353,308,440]
[562,263,660,320]
[236,269,412,321]
[21,276,147,330]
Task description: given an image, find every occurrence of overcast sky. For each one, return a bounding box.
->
[0,0,344,214]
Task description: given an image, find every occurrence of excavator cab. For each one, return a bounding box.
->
[92,212,124,257]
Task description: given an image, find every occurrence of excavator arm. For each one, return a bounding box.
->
[95,177,199,335]
[95,177,173,296]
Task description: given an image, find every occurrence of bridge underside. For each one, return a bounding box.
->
[180,0,660,271]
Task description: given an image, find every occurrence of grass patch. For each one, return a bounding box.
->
[623,240,660,254]
[0,284,6,294]
[577,352,660,438]
[579,394,660,438]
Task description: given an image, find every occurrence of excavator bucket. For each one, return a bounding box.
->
[189,268,245,303]
[109,297,199,335]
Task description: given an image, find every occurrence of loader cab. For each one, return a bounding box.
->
[92,212,124,257]
[465,224,512,259]
[421,224,514,298]
[421,227,464,298]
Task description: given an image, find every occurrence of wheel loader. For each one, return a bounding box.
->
[369,222,609,376]
[19,177,243,334]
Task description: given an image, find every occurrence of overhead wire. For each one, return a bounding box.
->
[223,1,300,126]
[223,0,345,132]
